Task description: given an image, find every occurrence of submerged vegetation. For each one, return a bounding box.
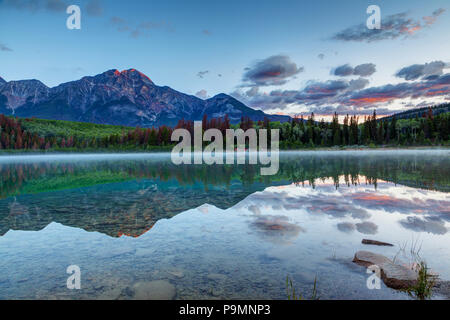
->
[1,151,449,200]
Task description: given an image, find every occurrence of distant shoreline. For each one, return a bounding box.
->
[0,145,449,156]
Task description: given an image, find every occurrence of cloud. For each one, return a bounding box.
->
[396,61,449,81]
[197,70,209,79]
[399,216,447,235]
[333,63,376,77]
[245,86,259,97]
[85,0,103,16]
[1,0,40,11]
[318,53,325,60]
[337,222,356,233]
[45,0,65,12]
[347,73,450,107]
[202,29,211,36]
[110,16,129,32]
[195,89,208,99]
[332,9,446,42]
[348,78,370,91]
[0,43,12,52]
[1,0,67,12]
[109,16,173,38]
[247,190,371,221]
[249,214,305,244]
[233,78,356,112]
[295,80,350,101]
[242,55,304,87]
[423,8,446,26]
[355,221,378,235]
[231,70,450,116]
[334,64,354,77]
[354,63,377,77]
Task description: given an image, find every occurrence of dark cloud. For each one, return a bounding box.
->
[332,9,446,42]
[197,70,209,79]
[245,86,259,97]
[354,64,377,77]
[318,53,325,60]
[348,78,370,91]
[334,64,354,77]
[242,55,304,87]
[232,71,450,116]
[347,73,450,107]
[85,0,103,16]
[396,61,449,81]
[333,63,376,77]
[0,43,13,52]
[296,80,349,101]
[232,78,354,112]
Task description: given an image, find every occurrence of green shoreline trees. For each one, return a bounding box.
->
[0,104,449,151]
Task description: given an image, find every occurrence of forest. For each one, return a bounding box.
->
[0,104,449,152]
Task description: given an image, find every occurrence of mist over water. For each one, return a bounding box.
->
[0,150,449,299]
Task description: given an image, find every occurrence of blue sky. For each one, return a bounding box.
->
[1,0,449,118]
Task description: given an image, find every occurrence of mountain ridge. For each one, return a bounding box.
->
[0,69,290,127]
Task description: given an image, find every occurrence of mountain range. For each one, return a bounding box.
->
[0,69,290,127]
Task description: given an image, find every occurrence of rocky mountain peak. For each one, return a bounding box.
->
[100,68,154,86]
[0,79,49,111]
[0,69,290,127]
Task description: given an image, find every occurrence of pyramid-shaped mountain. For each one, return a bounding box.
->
[0,69,290,127]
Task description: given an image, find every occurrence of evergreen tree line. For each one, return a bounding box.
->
[0,107,449,151]
[273,108,449,149]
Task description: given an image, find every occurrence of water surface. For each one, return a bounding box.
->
[0,150,449,299]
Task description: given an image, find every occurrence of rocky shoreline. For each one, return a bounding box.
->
[353,239,450,299]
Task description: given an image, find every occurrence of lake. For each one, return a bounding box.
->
[0,150,449,300]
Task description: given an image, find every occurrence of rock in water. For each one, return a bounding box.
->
[353,251,417,289]
[167,270,185,278]
[362,239,394,246]
[434,281,450,299]
[132,280,176,300]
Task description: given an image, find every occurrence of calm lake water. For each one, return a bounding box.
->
[0,150,449,300]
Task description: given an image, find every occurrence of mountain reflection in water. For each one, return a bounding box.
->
[0,151,449,300]
[1,151,448,238]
